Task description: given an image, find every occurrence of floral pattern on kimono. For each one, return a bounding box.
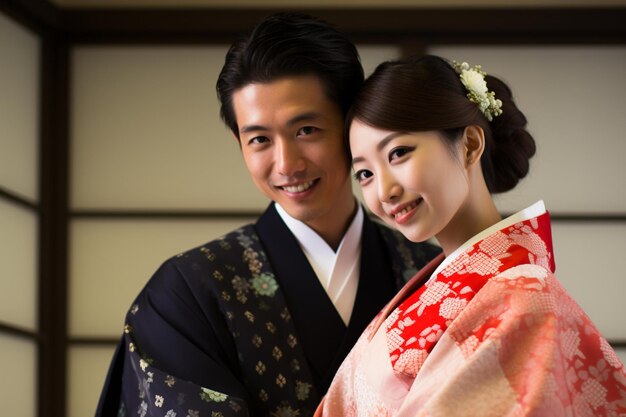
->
[118,226,322,417]
[316,209,626,417]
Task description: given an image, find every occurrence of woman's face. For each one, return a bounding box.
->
[349,119,470,244]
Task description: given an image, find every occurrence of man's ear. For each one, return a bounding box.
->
[462,125,485,168]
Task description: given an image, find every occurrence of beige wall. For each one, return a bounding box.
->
[0,10,40,417]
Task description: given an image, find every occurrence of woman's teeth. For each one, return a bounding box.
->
[395,200,420,218]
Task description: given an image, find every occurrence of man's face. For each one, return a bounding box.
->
[232,75,353,230]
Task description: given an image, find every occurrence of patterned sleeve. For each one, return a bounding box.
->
[121,332,248,417]
[100,259,253,417]
[434,267,626,416]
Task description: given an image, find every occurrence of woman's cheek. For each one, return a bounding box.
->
[363,188,382,217]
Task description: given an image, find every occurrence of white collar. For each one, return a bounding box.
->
[431,200,546,279]
[275,203,364,279]
[275,202,364,324]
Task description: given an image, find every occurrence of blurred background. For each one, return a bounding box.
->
[1,0,625,416]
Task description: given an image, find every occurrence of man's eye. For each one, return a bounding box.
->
[248,136,269,145]
[297,126,319,137]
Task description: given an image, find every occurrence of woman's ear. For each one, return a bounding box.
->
[462,125,485,168]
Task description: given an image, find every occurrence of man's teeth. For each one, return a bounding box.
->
[283,180,315,193]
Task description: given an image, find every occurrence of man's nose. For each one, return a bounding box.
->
[275,139,306,176]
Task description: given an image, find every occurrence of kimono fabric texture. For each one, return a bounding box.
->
[95,203,441,417]
[316,203,626,417]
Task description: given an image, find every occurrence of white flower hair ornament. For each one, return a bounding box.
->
[453,61,503,122]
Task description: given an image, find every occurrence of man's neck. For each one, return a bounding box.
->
[308,198,358,251]
[275,197,359,251]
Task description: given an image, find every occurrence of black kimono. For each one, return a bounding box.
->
[95,204,441,417]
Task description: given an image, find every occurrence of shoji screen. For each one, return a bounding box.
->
[67,44,401,416]
[430,45,626,364]
[0,10,40,417]
[68,45,256,417]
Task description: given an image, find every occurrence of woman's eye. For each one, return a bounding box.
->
[353,169,373,182]
[389,146,412,161]
[297,126,319,137]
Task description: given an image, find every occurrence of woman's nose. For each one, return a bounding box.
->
[377,171,401,203]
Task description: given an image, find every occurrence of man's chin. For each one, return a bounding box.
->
[280,204,320,223]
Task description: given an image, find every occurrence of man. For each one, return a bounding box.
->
[96,12,440,417]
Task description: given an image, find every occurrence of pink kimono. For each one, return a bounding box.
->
[316,202,626,416]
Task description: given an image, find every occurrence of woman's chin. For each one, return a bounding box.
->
[399,227,433,245]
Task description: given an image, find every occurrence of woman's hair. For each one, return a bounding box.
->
[216,12,364,140]
[347,55,536,194]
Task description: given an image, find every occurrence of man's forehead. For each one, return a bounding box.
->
[232,77,339,128]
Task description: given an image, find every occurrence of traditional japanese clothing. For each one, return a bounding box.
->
[316,201,626,417]
[95,203,440,417]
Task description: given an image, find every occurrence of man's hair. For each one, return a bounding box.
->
[216,12,364,139]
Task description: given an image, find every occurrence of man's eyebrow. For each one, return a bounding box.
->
[239,112,323,135]
[287,112,323,126]
[240,124,269,134]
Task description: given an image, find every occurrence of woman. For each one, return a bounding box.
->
[315,55,625,416]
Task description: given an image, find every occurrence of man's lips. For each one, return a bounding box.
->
[278,179,317,193]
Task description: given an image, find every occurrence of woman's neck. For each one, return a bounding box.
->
[436,184,501,257]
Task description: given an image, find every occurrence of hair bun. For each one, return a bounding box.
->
[483,75,536,194]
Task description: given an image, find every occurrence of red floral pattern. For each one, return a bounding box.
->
[387,212,554,377]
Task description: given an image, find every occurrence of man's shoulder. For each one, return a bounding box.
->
[163,223,261,265]
[145,223,261,291]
